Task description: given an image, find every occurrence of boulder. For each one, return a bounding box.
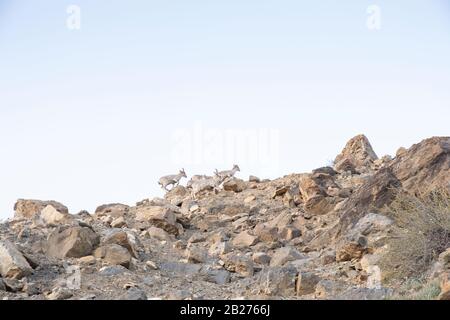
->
[223,178,246,193]
[94,244,132,268]
[135,206,181,236]
[209,241,232,257]
[147,226,173,242]
[95,203,129,218]
[334,134,378,171]
[270,247,305,267]
[110,216,126,228]
[336,233,368,262]
[103,229,139,258]
[185,246,208,264]
[14,199,68,219]
[253,224,278,243]
[257,266,297,296]
[0,240,33,279]
[40,205,72,225]
[335,168,401,237]
[232,231,259,248]
[46,226,100,259]
[390,136,450,193]
[222,254,254,277]
[296,272,321,296]
[252,252,271,265]
[299,173,340,215]
[315,279,348,299]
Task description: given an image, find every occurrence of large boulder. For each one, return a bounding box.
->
[135,206,181,236]
[46,226,100,259]
[389,136,450,193]
[298,173,341,215]
[14,199,68,219]
[95,203,130,218]
[336,168,401,236]
[334,134,378,172]
[102,229,140,258]
[94,244,132,268]
[0,240,33,279]
[40,205,73,225]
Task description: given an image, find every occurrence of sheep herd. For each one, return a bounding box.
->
[158,165,241,199]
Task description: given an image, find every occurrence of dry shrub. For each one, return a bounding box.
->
[380,187,450,282]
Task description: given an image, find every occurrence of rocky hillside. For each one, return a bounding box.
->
[1,135,449,300]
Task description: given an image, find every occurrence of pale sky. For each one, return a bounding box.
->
[0,0,449,218]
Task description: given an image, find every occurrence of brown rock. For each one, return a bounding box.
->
[135,206,181,236]
[223,178,246,193]
[40,205,72,225]
[232,231,259,248]
[336,234,368,262]
[334,134,378,170]
[223,254,254,277]
[14,199,68,219]
[270,247,305,267]
[252,252,271,265]
[296,272,321,296]
[103,229,139,258]
[95,203,129,218]
[336,167,401,236]
[46,226,100,259]
[0,240,33,279]
[94,244,131,268]
[390,136,450,193]
[254,224,279,243]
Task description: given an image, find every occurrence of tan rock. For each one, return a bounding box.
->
[185,246,207,264]
[147,226,172,242]
[110,216,126,228]
[223,178,246,193]
[232,231,259,248]
[94,244,131,268]
[252,252,271,265]
[78,255,96,265]
[334,134,378,170]
[46,226,100,259]
[40,205,72,225]
[223,254,254,277]
[0,240,33,279]
[270,247,305,267]
[296,272,321,296]
[95,203,129,218]
[254,224,278,243]
[14,199,68,219]
[390,136,450,193]
[336,234,368,262]
[135,206,181,236]
[103,229,139,258]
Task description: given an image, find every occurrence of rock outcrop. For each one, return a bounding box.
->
[1,135,448,300]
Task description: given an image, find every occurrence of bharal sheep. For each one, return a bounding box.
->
[214,164,240,180]
[158,169,187,191]
[190,175,226,199]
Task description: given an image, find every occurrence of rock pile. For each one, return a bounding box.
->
[0,135,449,300]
